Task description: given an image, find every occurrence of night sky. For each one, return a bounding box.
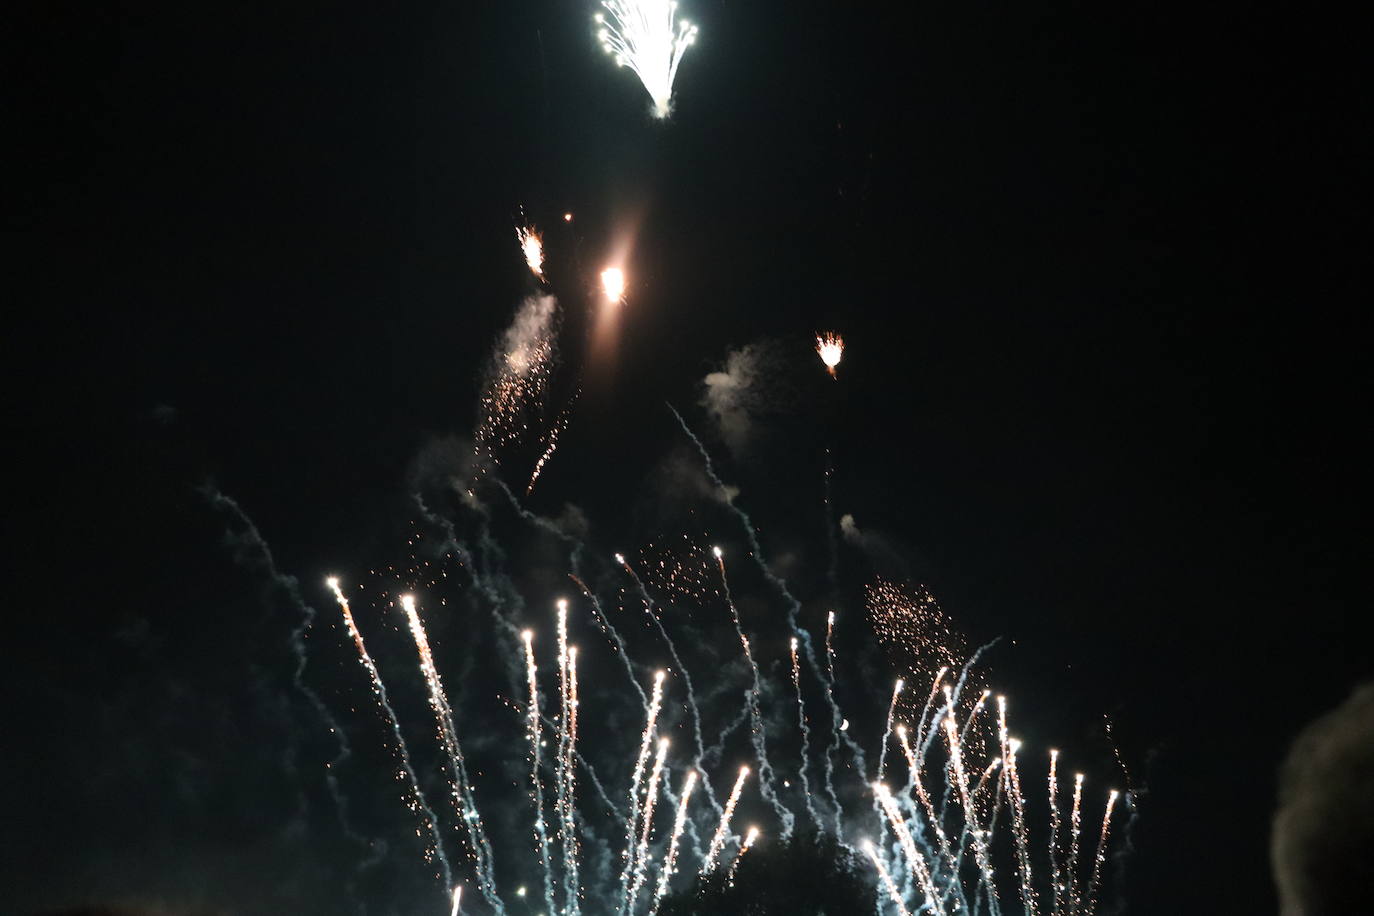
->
[7,1,1369,914]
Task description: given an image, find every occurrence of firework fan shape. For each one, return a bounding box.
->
[596,0,699,119]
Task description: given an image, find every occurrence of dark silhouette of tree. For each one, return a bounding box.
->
[657,828,876,915]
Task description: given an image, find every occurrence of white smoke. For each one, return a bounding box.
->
[700,343,776,456]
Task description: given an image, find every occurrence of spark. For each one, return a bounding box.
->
[521,630,556,916]
[626,737,670,911]
[450,885,462,916]
[863,839,911,916]
[620,670,667,908]
[789,636,821,829]
[517,224,545,279]
[816,332,843,377]
[399,594,502,912]
[1086,790,1122,916]
[701,765,749,874]
[327,579,451,887]
[727,826,760,882]
[1049,750,1063,916]
[601,266,626,303]
[873,783,944,914]
[595,0,699,119]
[652,769,698,909]
[1067,773,1085,915]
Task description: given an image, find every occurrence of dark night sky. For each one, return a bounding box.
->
[6,1,1369,914]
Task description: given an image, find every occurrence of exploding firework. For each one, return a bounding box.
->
[816,332,843,377]
[595,0,699,119]
[601,266,626,303]
[516,223,545,280]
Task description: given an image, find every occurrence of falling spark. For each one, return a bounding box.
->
[601,266,626,303]
[701,765,749,874]
[595,0,699,119]
[327,579,451,887]
[653,770,698,908]
[517,224,545,280]
[816,332,843,377]
[727,826,760,882]
[863,840,911,916]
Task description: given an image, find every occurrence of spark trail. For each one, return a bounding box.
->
[522,630,557,916]
[715,548,794,839]
[619,670,667,913]
[864,839,912,916]
[616,553,723,824]
[652,769,697,912]
[1086,790,1121,916]
[399,594,503,913]
[701,765,749,875]
[626,737,670,912]
[328,579,452,888]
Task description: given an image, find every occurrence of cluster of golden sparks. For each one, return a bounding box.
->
[816,332,844,377]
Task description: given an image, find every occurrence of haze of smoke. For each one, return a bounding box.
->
[699,343,782,457]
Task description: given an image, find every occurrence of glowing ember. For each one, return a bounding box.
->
[816,332,843,377]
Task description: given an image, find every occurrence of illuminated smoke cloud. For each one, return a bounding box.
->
[700,343,776,456]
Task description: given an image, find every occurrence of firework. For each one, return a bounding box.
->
[595,0,699,119]
[816,332,843,377]
[863,839,911,916]
[727,826,760,882]
[475,295,559,475]
[620,670,668,909]
[516,223,545,280]
[450,885,462,916]
[1086,789,1121,916]
[327,579,451,887]
[601,266,626,303]
[398,594,502,912]
[653,770,698,909]
[626,737,671,911]
[701,765,749,874]
[521,630,556,914]
[873,782,943,914]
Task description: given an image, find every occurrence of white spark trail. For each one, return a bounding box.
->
[863,840,911,916]
[619,670,667,912]
[521,631,557,916]
[652,769,698,911]
[626,737,671,912]
[701,765,749,875]
[595,0,699,119]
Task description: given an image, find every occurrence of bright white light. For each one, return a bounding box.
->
[601,266,626,302]
[596,0,699,118]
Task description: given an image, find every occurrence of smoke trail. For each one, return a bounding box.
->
[328,579,453,889]
[864,840,912,916]
[789,636,823,831]
[202,489,374,870]
[667,405,868,837]
[715,550,795,839]
[617,555,723,825]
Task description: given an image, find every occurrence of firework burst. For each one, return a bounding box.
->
[595,0,699,119]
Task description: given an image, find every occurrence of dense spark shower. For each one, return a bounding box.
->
[816,332,843,377]
[595,0,699,119]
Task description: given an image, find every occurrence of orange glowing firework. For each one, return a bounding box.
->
[517,224,545,280]
[816,332,843,377]
[601,266,626,303]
